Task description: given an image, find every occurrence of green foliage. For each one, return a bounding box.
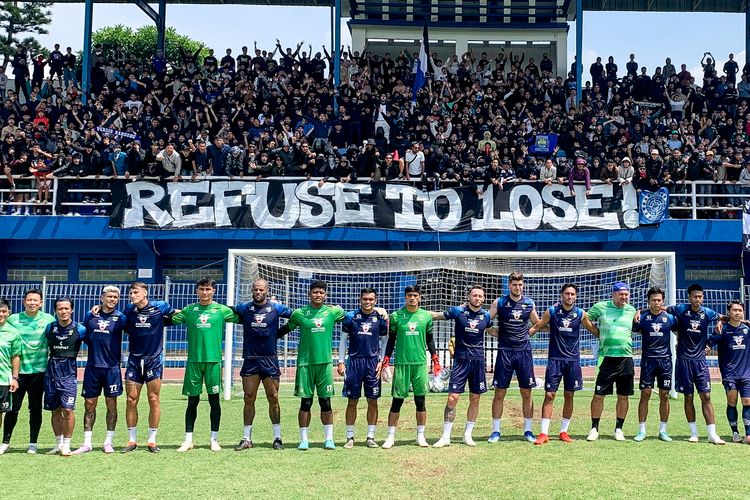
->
[91,25,207,66]
[0,1,53,63]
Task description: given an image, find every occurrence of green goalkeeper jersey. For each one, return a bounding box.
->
[8,311,55,374]
[587,300,636,358]
[390,307,433,365]
[171,302,238,363]
[0,323,21,384]
[287,304,345,367]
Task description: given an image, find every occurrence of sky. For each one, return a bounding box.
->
[26,5,750,79]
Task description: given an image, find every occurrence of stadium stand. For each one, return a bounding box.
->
[1,42,749,217]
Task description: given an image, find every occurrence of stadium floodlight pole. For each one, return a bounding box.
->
[333,0,342,112]
[156,0,167,55]
[575,0,583,104]
[81,0,94,103]
[747,2,750,70]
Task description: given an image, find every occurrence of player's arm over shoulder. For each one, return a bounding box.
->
[275,302,293,318]
[220,303,239,323]
[170,309,186,325]
[529,308,551,335]
[488,297,500,319]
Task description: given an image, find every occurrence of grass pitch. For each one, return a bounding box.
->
[1,383,747,499]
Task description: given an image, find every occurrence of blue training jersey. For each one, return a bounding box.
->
[634,310,676,359]
[123,301,174,359]
[83,310,127,368]
[45,320,87,380]
[667,304,718,360]
[342,309,388,358]
[547,305,583,361]
[495,295,535,351]
[234,301,293,358]
[444,305,490,360]
[714,322,750,380]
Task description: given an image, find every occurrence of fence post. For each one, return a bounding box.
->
[163,275,171,368]
[51,178,59,216]
[41,275,48,311]
[691,182,698,219]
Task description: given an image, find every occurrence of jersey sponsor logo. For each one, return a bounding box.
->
[733,335,746,350]
[406,321,419,335]
[358,322,372,336]
[512,310,522,321]
[689,320,701,332]
[561,318,571,329]
[313,318,324,328]
[136,314,152,328]
[199,313,209,324]
[650,323,663,336]
[95,319,111,333]
[468,319,479,329]
[196,313,213,329]
[251,314,268,328]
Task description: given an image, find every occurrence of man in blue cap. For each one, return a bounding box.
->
[582,281,637,442]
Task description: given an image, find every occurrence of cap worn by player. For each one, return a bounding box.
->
[612,282,629,292]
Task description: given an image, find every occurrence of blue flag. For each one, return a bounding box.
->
[412,25,430,102]
[639,187,670,225]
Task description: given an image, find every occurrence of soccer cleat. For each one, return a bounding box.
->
[45,445,60,455]
[633,431,647,442]
[27,444,39,455]
[60,445,72,457]
[323,439,336,450]
[613,429,626,441]
[177,441,194,452]
[559,432,574,443]
[210,440,222,452]
[147,443,161,453]
[523,431,536,443]
[744,435,750,445]
[71,445,92,455]
[297,441,309,451]
[234,438,253,451]
[365,438,378,448]
[0,443,9,455]
[487,431,501,443]
[586,428,599,442]
[416,435,430,448]
[432,437,451,448]
[344,438,354,449]
[272,438,283,450]
[463,434,477,447]
[708,435,726,445]
[122,442,138,453]
[381,436,395,449]
[103,443,115,454]
[732,432,743,443]
[687,435,700,443]
[658,431,673,442]
[533,433,549,445]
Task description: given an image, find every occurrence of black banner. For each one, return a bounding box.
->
[109,180,640,231]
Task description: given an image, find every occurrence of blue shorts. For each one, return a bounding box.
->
[640,357,673,391]
[545,359,583,392]
[449,358,487,394]
[492,350,536,389]
[723,378,750,398]
[675,358,711,395]
[82,366,123,398]
[343,357,381,400]
[125,356,162,385]
[43,369,77,411]
[240,357,281,379]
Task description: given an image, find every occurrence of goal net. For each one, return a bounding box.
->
[223,250,676,399]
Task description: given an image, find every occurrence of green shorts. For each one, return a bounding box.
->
[183,362,222,396]
[392,364,428,399]
[295,363,334,398]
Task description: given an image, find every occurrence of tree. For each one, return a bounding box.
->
[0,1,53,67]
[92,25,207,67]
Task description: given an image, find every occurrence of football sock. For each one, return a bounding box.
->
[464,421,475,436]
[185,396,199,432]
[416,425,425,438]
[560,418,571,433]
[540,418,550,435]
[524,418,533,433]
[638,422,646,434]
[688,421,698,436]
[299,427,308,442]
[147,428,157,444]
[104,431,115,446]
[727,405,739,433]
[128,427,137,443]
[62,438,71,448]
[55,434,63,446]
[492,418,501,433]
[442,422,453,440]
[591,418,600,430]
[210,431,218,441]
[659,422,668,433]
[367,425,376,439]
[615,418,625,430]
[707,423,717,438]
[184,432,193,443]
[208,394,221,433]
[387,426,396,436]
[323,424,333,441]
[346,425,355,439]
[244,425,252,440]
[273,424,282,440]
[83,431,93,447]
[742,406,750,435]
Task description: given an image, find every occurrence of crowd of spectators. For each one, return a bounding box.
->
[2,40,750,217]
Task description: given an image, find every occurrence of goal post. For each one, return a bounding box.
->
[224,250,677,400]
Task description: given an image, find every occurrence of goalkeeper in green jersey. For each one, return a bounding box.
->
[378,285,441,449]
[279,280,345,451]
[171,277,238,452]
